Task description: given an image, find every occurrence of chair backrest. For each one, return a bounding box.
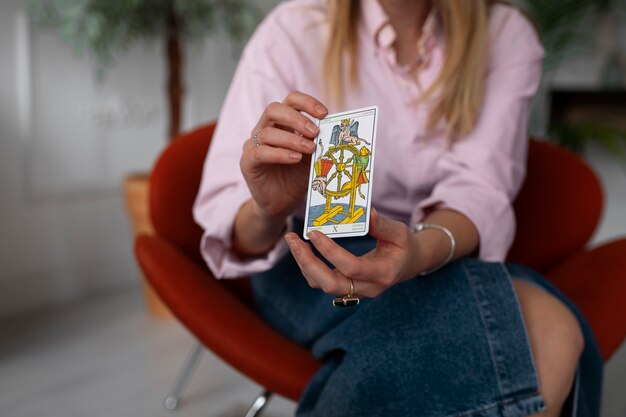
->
[149,122,254,303]
[507,139,603,272]
[149,123,216,264]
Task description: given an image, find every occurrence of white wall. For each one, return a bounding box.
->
[0,0,259,317]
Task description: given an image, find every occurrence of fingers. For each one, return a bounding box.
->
[307,230,370,279]
[256,126,316,154]
[330,268,384,298]
[286,231,391,298]
[284,232,347,294]
[282,91,328,119]
[255,91,327,141]
[242,138,304,167]
[258,101,319,139]
[368,208,411,247]
[245,92,327,168]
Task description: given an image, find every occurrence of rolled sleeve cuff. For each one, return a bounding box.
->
[410,188,516,262]
[194,186,291,279]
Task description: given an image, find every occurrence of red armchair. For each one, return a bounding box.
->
[135,122,626,415]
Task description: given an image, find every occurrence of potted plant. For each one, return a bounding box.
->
[518,0,626,159]
[30,0,259,317]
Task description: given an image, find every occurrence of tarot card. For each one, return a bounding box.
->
[303,105,378,239]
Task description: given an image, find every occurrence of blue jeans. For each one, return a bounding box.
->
[251,221,603,417]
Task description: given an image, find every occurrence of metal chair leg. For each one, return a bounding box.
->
[163,341,205,410]
[244,390,273,417]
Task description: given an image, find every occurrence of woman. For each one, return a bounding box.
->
[193,0,603,416]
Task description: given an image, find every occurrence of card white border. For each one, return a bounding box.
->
[303,105,378,240]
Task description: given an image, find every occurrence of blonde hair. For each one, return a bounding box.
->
[324,0,506,138]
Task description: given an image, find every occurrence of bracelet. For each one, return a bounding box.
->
[413,223,456,276]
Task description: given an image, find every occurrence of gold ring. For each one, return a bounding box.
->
[332,277,360,307]
[252,129,261,147]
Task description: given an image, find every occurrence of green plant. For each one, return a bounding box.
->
[515,0,609,69]
[515,0,626,160]
[549,122,626,163]
[30,0,259,140]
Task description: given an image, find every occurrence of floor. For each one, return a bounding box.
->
[0,288,624,417]
[0,289,296,417]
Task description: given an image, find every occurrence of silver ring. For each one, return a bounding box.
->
[252,129,261,147]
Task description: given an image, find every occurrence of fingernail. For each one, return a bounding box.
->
[289,152,302,160]
[315,104,328,115]
[301,140,315,152]
[285,236,300,254]
[307,231,318,241]
[306,122,318,134]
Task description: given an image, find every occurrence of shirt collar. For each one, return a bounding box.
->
[360,0,441,50]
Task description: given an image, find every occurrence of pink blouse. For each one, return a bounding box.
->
[193,0,545,279]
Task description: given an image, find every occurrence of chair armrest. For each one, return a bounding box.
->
[546,238,626,360]
[135,234,321,400]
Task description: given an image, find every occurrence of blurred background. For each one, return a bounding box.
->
[0,0,624,416]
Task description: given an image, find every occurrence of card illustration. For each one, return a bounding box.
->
[304,106,378,239]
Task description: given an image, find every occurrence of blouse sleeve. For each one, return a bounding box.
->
[192,8,297,279]
[409,8,545,261]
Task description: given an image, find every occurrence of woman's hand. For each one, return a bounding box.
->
[284,209,427,298]
[240,91,328,223]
